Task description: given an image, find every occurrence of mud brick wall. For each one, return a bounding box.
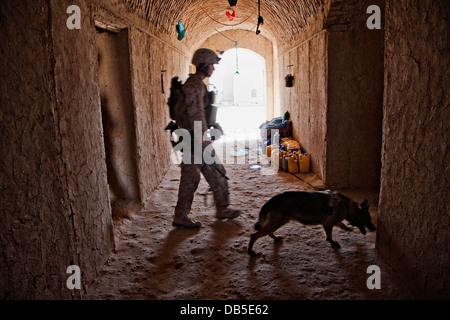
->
[325,0,384,189]
[0,0,188,299]
[49,0,115,298]
[0,0,114,299]
[92,0,190,208]
[126,24,189,208]
[377,0,449,299]
[278,32,328,181]
[278,0,384,188]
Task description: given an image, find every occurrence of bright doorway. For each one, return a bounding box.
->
[209,48,267,137]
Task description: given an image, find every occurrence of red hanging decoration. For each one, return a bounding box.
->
[226,8,235,21]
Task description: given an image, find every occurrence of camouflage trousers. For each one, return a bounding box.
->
[174,144,229,217]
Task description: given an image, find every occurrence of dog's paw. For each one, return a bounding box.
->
[327,238,341,248]
[331,241,341,249]
[270,235,283,242]
[338,222,353,232]
[248,249,261,257]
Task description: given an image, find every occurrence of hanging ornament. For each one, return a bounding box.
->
[228,0,238,6]
[234,41,239,75]
[256,0,264,35]
[225,8,235,21]
[176,20,186,41]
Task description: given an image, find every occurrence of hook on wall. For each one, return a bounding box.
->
[161,70,167,94]
[285,65,294,87]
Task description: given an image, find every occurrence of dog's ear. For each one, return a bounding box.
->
[361,199,369,209]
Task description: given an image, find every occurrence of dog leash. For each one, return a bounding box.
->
[220,133,323,191]
[198,187,214,207]
[288,172,323,191]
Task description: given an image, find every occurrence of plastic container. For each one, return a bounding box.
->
[279,151,285,170]
[269,144,280,157]
[282,155,289,172]
[273,132,281,145]
[271,149,280,171]
[288,154,299,173]
[299,153,310,173]
[262,138,268,151]
[266,145,272,157]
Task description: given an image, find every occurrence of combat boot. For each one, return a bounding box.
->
[172,214,202,228]
[216,207,242,220]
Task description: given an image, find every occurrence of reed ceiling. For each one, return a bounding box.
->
[119,0,325,49]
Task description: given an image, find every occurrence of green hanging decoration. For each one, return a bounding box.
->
[234,41,239,74]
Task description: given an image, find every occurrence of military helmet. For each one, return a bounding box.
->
[192,48,221,67]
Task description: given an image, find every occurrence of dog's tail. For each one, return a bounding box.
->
[255,201,271,230]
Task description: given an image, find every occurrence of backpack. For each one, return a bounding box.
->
[167,76,189,128]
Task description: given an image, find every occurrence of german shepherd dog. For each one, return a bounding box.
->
[247,191,376,256]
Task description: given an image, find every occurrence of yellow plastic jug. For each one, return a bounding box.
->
[267,144,279,157]
[299,153,310,173]
[288,154,299,173]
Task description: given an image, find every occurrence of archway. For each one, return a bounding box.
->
[209,48,266,135]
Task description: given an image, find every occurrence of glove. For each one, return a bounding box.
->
[210,123,224,141]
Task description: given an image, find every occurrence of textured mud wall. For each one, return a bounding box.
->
[277,0,384,188]
[200,30,274,121]
[378,0,449,299]
[96,29,140,203]
[128,28,189,207]
[325,0,384,189]
[0,0,114,299]
[0,0,75,299]
[278,32,328,181]
[49,0,115,298]
[92,1,190,207]
[1,0,189,299]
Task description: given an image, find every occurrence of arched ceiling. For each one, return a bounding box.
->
[120,0,325,50]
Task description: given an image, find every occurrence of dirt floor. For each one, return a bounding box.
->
[85,130,415,300]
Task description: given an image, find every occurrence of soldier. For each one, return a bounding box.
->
[172,48,242,228]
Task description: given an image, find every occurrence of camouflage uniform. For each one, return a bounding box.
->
[174,74,230,218]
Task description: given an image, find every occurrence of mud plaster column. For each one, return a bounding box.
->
[377,0,449,299]
[325,0,384,189]
[0,0,114,299]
